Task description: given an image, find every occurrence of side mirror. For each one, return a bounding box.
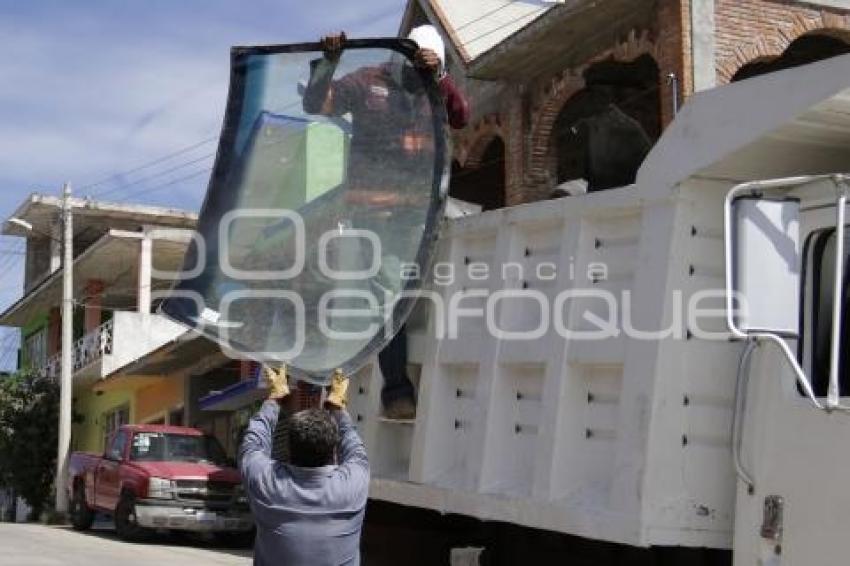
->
[723,175,850,411]
[730,196,801,336]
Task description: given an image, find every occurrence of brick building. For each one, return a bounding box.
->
[400,0,850,208]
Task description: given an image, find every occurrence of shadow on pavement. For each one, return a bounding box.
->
[63,519,255,559]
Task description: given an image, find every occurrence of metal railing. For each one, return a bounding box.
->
[73,318,114,372]
[38,354,60,380]
[36,318,114,379]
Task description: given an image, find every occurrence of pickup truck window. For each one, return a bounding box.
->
[130,432,228,465]
[107,430,128,461]
[103,405,130,451]
[806,227,850,396]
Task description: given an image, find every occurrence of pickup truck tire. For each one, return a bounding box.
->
[114,494,148,541]
[70,483,95,531]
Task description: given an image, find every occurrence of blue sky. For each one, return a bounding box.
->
[0,0,406,369]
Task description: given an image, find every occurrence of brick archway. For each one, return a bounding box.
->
[454,113,505,169]
[451,116,507,211]
[526,29,658,187]
[717,13,850,83]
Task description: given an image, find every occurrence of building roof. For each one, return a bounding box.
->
[1,193,197,240]
[107,331,225,380]
[467,0,654,80]
[0,229,192,327]
[401,0,553,65]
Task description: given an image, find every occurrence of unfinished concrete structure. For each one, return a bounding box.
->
[0,196,197,452]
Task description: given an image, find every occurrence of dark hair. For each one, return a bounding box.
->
[288,409,339,467]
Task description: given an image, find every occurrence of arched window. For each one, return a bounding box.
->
[733,33,850,82]
[550,55,660,192]
[449,137,506,211]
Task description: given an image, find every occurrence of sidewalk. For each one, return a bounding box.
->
[0,523,252,566]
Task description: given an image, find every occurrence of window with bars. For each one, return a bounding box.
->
[22,328,46,371]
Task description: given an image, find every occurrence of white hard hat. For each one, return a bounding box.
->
[407,25,446,69]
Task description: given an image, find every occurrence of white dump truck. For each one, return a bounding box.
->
[342,53,850,565]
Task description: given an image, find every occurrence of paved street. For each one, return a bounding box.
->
[0,523,253,566]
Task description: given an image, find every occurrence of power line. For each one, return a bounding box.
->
[113,166,213,201]
[0,350,16,371]
[0,335,19,355]
[93,152,216,200]
[0,245,24,264]
[0,252,23,274]
[0,332,20,370]
[0,241,25,251]
[77,161,212,206]
[80,88,319,203]
[0,332,18,350]
[0,243,28,300]
[80,135,218,195]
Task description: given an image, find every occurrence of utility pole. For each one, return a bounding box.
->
[54,182,73,514]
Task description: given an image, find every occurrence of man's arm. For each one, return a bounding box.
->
[325,373,369,499]
[329,409,369,501]
[303,57,340,115]
[238,365,291,488]
[439,75,470,130]
[238,400,279,484]
[334,410,368,470]
[303,32,357,116]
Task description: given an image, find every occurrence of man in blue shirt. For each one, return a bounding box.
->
[239,368,368,566]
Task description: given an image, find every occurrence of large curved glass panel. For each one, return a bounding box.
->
[161,40,448,384]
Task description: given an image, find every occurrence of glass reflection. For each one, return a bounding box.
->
[162,44,445,383]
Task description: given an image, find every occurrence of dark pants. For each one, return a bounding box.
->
[378,325,416,407]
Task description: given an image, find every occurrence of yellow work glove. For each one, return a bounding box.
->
[264,364,290,401]
[325,370,349,410]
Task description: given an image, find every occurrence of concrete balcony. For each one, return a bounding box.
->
[37,311,186,385]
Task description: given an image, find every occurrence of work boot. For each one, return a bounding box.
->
[383,397,416,420]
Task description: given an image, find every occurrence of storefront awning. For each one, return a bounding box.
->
[199,374,265,412]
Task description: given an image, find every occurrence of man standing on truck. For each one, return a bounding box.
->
[239,367,367,566]
[304,25,470,420]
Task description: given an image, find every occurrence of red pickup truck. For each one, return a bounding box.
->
[68,423,253,542]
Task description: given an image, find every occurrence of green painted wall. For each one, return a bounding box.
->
[20,313,48,370]
[72,387,135,454]
[22,312,48,337]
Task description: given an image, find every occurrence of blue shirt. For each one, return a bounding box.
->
[239,401,369,566]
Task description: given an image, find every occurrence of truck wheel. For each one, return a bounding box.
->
[70,483,95,531]
[114,494,147,541]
